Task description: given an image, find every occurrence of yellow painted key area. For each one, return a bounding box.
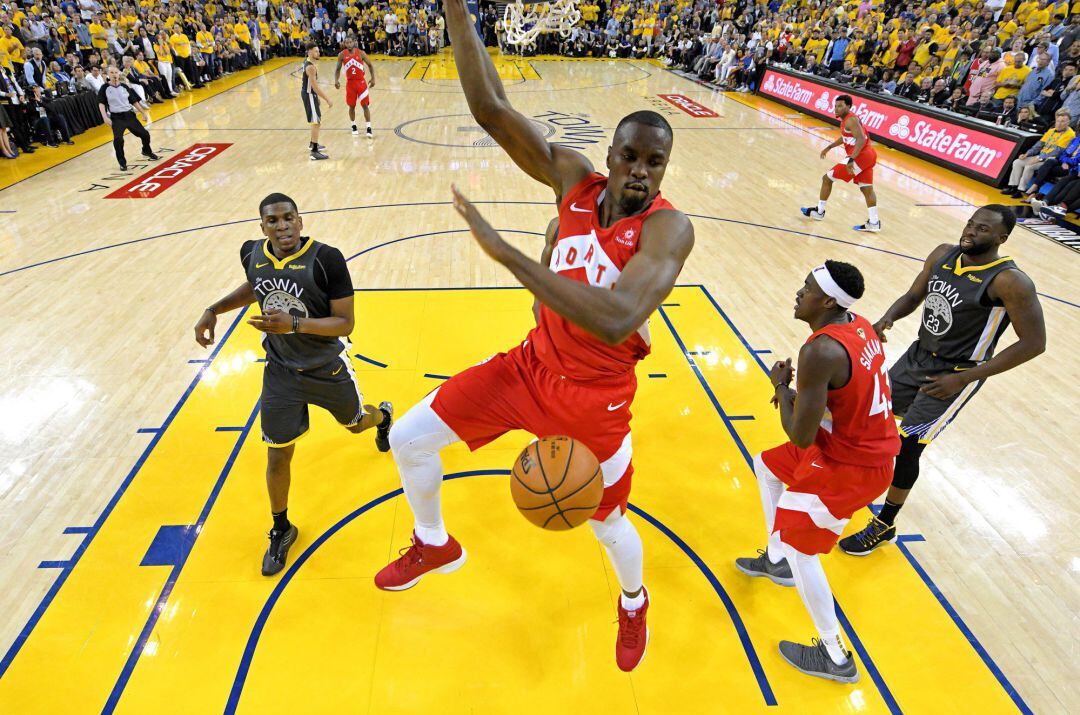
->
[0,288,1023,714]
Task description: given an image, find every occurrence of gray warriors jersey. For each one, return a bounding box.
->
[917,245,1018,363]
[245,238,346,370]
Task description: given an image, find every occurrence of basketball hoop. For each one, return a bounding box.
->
[503,0,581,46]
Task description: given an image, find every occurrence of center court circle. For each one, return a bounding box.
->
[394,113,555,148]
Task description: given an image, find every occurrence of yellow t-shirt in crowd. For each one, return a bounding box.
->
[804,37,829,62]
[197,30,215,53]
[154,41,172,62]
[88,22,107,49]
[1039,127,1076,154]
[1025,8,1050,33]
[235,22,251,44]
[994,64,1031,99]
[170,31,192,58]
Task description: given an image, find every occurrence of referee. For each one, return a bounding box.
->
[194,193,393,576]
[98,66,159,171]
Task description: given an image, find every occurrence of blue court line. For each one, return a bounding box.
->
[648,373,667,378]
[37,561,70,569]
[915,203,970,207]
[188,359,209,364]
[139,525,199,568]
[3,202,1077,311]
[660,299,899,713]
[136,428,160,434]
[254,357,267,363]
[102,400,261,714]
[63,526,92,534]
[627,503,777,706]
[686,350,712,356]
[695,285,772,374]
[834,604,902,714]
[423,373,450,380]
[353,353,388,368]
[728,415,755,421]
[0,306,249,680]
[661,302,680,307]
[895,535,1032,714]
[657,306,752,466]
[215,426,246,432]
[225,469,778,711]
[753,349,773,355]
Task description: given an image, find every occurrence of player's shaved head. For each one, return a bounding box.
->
[259,192,298,216]
[615,111,673,144]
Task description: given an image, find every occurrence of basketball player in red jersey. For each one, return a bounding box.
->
[333,35,375,137]
[372,0,694,672]
[735,261,899,683]
[801,95,881,232]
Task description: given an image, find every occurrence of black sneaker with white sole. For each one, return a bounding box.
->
[262,524,298,576]
[735,549,795,587]
[838,516,896,556]
[375,401,393,453]
[779,639,859,683]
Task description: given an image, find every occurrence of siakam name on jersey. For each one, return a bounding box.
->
[106,144,231,199]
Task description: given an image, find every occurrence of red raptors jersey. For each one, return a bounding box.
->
[529,173,675,381]
[342,49,366,82]
[840,115,875,159]
[808,314,899,466]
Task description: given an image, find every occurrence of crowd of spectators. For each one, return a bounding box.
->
[7,0,1080,205]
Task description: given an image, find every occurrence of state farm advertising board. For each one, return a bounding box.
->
[759,69,1027,183]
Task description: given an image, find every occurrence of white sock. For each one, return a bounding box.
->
[817,200,827,213]
[753,454,786,564]
[783,544,850,666]
[868,206,879,223]
[366,121,372,128]
[621,590,646,611]
[590,510,644,600]
[391,391,460,548]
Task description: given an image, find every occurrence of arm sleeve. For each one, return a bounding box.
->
[315,245,354,300]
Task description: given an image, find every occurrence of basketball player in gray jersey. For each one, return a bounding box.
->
[840,205,1046,555]
[301,42,332,161]
[194,193,392,575]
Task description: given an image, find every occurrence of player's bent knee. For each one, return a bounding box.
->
[589,510,633,547]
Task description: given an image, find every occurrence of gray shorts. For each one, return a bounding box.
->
[890,341,984,445]
[261,355,364,447]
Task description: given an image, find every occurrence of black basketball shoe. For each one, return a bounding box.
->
[262,524,298,576]
[375,401,393,453]
[838,516,896,556]
[779,639,859,683]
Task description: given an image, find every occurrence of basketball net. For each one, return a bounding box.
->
[503,0,581,46]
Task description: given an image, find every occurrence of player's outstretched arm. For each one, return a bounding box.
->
[443,0,591,196]
[454,186,693,344]
[195,281,257,347]
[334,52,343,87]
[874,243,953,340]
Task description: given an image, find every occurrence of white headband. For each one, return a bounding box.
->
[812,265,857,308]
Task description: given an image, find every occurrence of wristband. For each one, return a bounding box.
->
[205,307,215,315]
[292,315,300,334]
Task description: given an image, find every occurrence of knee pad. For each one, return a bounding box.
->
[891,435,926,490]
[589,510,633,548]
[388,390,453,465]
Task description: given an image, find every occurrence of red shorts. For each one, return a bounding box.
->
[830,148,876,186]
[431,340,636,521]
[760,442,893,555]
[345,79,369,108]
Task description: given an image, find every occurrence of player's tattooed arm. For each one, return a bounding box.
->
[442,0,592,197]
[453,186,693,345]
[922,270,1045,398]
[195,281,257,347]
[778,338,848,448]
[874,243,953,341]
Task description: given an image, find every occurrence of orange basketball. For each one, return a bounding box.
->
[510,436,603,530]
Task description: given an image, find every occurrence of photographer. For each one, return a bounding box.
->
[28,85,75,147]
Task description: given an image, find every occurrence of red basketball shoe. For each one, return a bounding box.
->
[374,531,467,591]
[616,587,650,671]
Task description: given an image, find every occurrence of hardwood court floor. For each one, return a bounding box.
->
[0,53,1076,713]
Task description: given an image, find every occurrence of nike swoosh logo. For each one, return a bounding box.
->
[256,262,269,268]
[331,366,343,375]
[607,401,627,411]
[569,202,591,213]
[810,461,824,469]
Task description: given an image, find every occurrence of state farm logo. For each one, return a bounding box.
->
[814,91,832,112]
[889,116,912,139]
[106,143,231,199]
[762,75,776,93]
[760,75,814,104]
[657,94,718,118]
